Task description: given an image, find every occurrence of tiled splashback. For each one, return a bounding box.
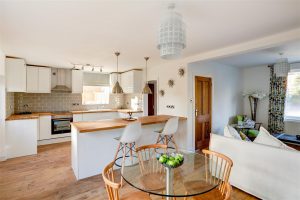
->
[13,93,143,113]
[6,92,14,117]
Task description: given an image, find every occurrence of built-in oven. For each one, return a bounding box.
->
[51,114,73,135]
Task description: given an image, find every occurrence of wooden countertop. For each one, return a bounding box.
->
[5,112,71,121]
[72,115,186,133]
[5,109,143,121]
[71,109,143,114]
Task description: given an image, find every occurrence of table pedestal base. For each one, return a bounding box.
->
[166,167,173,200]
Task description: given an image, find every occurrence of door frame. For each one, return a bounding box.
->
[193,75,213,151]
[147,80,157,116]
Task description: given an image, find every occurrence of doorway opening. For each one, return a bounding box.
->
[194,76,212,150]
[147,81,157,116]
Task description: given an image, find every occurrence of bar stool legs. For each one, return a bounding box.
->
[156,134,178,152]
[113,142,137,186]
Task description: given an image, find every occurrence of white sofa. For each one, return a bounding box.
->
[209,133,300,200]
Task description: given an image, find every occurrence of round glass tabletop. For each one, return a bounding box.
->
[121,151,219,198]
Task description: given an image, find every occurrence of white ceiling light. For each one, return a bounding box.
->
[157,3,186,59]
[274,53,290,77]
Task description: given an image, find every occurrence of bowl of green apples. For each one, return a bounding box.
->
[158,153,184,168]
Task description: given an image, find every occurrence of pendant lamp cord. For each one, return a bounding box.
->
[145,57,149,84]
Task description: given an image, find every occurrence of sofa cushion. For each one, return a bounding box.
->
[254,127,296,151]
[224,125,242,140]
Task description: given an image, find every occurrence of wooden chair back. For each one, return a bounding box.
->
[136,144,167,175]
[202,149,233,196]
[102,162,121,200]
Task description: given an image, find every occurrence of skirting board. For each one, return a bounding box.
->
[38,137,71,146]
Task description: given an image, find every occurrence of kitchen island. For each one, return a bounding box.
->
[71,115,187,180]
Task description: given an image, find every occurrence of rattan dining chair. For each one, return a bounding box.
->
[183,149,233,200]
[102,161,152,200]
[136,144,167,191]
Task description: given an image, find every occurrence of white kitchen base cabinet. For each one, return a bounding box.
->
[6,119,38,159]
[39,115,52,140]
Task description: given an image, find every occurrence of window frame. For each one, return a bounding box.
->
[284,70,300,122]
[81,85,110,105]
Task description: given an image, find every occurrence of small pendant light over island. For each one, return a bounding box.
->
[112,52,124,94]
[142,57,152,94]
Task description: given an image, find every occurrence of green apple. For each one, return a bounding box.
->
[169,156,175,161]
[159,156,167,163]
[167,160,176,167]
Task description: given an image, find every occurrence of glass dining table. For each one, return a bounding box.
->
[121,151,220,199]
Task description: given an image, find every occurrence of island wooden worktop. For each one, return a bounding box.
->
[71,109,143,114]
[72,115,186,133]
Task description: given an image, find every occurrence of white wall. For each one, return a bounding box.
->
[147,60,188,117]
[241,64,300,135]
[187,61,243,150]
[0,45,6,160]
[241,65,270,127]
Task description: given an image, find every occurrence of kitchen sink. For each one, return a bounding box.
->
[18,112,32,115]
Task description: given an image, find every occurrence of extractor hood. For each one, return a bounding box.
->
[51,68,72,92]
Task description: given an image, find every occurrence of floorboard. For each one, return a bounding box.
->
[0,142,259,200]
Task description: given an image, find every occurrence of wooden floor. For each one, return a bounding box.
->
[0,142,259,200]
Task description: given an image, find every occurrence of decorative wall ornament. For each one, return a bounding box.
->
[159,90,165,97]
[178,68,185,77]
[168,79,174,87]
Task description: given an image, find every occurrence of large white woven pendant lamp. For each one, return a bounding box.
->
[157,3,186,59]
[142,57,152,94]
[112,52,123,94]
[274,53,290,77]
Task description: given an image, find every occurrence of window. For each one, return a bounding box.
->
[285,71,300,121]
[82,86,110,105]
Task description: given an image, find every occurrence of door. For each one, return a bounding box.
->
[195,76,212,150]
[148,83,155,116]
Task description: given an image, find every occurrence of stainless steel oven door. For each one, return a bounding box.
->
[51,118,72,134]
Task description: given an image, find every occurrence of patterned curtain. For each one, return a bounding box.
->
[268,65,287,133]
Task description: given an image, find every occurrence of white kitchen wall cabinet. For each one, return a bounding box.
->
[6,58,27,92]
[27,66,51,93]
[120,70,142,93]
[26,66,39,92]
[72,70,83,93]
[6,119,38,159]
[39,115,52,140]
[38,67,51,93]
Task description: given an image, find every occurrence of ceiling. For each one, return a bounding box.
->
[0,0,300,72]
[213,40,300,68]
